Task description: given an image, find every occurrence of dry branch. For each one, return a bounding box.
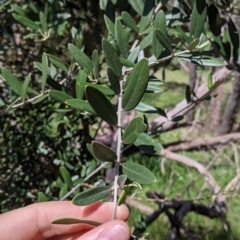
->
[150,67,231,133]
[160,149,226,210]
[163,132,240,152]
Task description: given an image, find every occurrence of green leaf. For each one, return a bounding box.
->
[65,99,95,114]
[39,12,47,32]
[115,19,129,58]
[32,94,48,104]
[119,57,135,67]
[60,166,73,188]
[122,59,149,111]
[207,72,213,89]
[41,53,48,92]
[118,187,129,205]
[52,218,101,226]
[92,50,99,78]
[0,68,36,96]
[76,70,87,99]
[188,38,199,52]
[155,28,172,52]
[154,10,166,33]
[68,44,93,73]
[152,32,163,58]
[37,192,48,202]
[104,15,115,37]
[189,0,207,43]
[21,73,31,101]
[86,86,117,125]
[59,184,68,199]
[139,31,153,50]
[121,11,138,32]
[146,81,163,93]
[122,162,156,184]
[139,0,154,33]
[128,46,140,62]
[49,90,73,103]
[102,39,122,77]
[72,186,111,206]
[135,101,158,113]
[81,83,115,96]
[171,115,184,122]
[12,13,40,30]
[47,54,68,71]
[128,0,144,15]
[92,141,117,162]
[117,174,128,189]
[134,132,161,154]
[107,67,120,94]
[122,117,147,144]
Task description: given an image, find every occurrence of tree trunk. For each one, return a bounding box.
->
[218,72,240,135]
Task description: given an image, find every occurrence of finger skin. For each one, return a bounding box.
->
[0,201,129,240]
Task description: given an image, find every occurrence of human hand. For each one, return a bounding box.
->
[0,201,130,240]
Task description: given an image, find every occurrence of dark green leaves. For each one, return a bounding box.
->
[65,99,95,114]
[189,0,207,43]
[102,39,122,77]
[52,218,101,226]
[73,186,111,206]
[122,117,147,144]
[41,53,48,92]
[122,162,155,184]
[155,28,172,53]
[12,13,40,30]
[122,59,149,111]
[115,19,129,58]
[68,44,93,73]
[121,11,138,32]
[107,67,120,94]
[86,86,117,125]
[49,90,73,103]
[208,4,222,36]
[92,141,117,162]
[60,166,73,188]
[134,132,161,154]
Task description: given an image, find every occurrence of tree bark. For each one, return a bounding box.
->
[218,72,240,135]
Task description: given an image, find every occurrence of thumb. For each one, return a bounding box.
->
[81,220,130,240]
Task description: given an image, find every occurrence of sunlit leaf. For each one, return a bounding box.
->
[60,166,73,188]
[52,218,101,226]
[122,117,147,144]
[188,38,199,51]
[102,39,122,77]
[128,46,140,62]
[115,19,129,58]
[65,99,95,114]
[92,141,117,162]
[189,0,207,43]
[122,162,156,184]
[85,86,117,125]
[49,90,73,103]
[121,11,138,31]
[134,132,161,154]
[122,59,149,111]
[207,72,213,89]
[37,192,48,202]
[72,186,111,206]
[107,67,120,94]
[68,44,93,73]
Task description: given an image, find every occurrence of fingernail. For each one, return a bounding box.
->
[98,224,129,240]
